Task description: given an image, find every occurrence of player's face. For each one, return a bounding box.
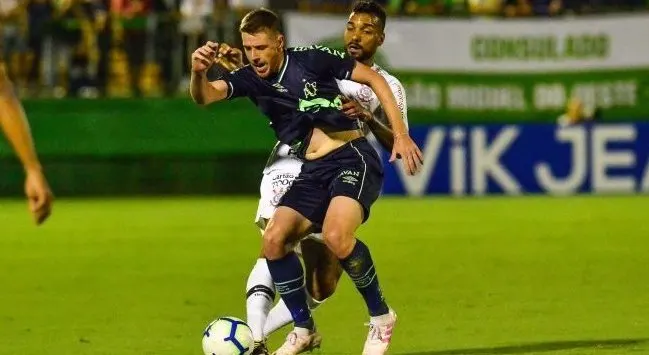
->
[344,12,384,63]
[241,30,285,79]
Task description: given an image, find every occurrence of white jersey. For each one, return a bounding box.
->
[255,64,408,229]
[336,64,409,137]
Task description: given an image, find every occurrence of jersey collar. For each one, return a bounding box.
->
[274,53,290,84]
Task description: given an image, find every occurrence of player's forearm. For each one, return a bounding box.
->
[366,118,394,151]
[190,71,211,105]
[190,71,223,105]
[0,85,43,172]
[369,78,408,137]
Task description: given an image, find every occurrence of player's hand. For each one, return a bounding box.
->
[341,96,372,122]
[215,43,244,72]
[24,168,53,225]
[390,133,424,176]
[191,41,219,73]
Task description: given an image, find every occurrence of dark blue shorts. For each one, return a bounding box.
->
[278,137,384,227]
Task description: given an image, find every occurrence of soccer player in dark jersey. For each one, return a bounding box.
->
[190,8,422,355]
[0,49,53,225]
[234,2,408,354]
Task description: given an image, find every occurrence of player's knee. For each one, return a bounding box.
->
[322,228,355,259]
[262,223,288,260]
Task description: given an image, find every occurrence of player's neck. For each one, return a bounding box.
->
[268,51,286,80]
[276,51,286,72]
[362,58,375,67]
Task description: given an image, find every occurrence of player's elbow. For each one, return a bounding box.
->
[191,96,205,106]
[190,93,213,106]
[365,72,384,88]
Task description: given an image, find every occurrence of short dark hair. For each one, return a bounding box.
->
[239,8,282,34]
[351,1,387,30]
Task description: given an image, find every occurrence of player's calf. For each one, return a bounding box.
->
[302,238,342,302]
[322,196,391,316]
[263,207,316,332]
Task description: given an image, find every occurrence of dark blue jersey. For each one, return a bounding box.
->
[221,45,360,156]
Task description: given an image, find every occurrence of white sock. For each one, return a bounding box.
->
[246,258,275,342]
[263,296,293,337]
[263,292,328,337]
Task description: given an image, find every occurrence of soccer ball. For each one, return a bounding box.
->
[202,317,254,355]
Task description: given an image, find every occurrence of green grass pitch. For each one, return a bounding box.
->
[1,196,648,355]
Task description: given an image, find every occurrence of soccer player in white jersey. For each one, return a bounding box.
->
[240,2,409,354]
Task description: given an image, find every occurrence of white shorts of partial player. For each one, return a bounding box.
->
[255,145,324,252]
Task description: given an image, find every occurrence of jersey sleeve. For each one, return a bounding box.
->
[305,46,357,80]
[220,66,253,99]
[388,77,408,128]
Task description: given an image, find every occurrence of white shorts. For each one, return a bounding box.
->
[254,158,323,246]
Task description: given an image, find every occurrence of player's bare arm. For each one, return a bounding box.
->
[341,97,394,151]
[0,71,53,225]
[189,41,232,105]
[350,63,423,175]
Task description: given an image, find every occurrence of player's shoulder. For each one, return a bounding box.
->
[288,45,348,60]
[225,64,257,84]
[374,65,403,87]
[229,64,254,76]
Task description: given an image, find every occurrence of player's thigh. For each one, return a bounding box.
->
[277,171,329,229]
[263,206,313,254]
[301,238,342,301]
[321,196,364,258]
[329,139,384,224]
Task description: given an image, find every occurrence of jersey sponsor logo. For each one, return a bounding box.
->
[338,169,361,185]
[342,175,359,185]
[270,173,297,206]
[298,96,343,113]
[340,169,360,177]
[291,45,346,59]
[272,173,296,188]
[273,83,288,93]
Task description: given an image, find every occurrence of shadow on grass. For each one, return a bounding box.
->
[400,338,649,355]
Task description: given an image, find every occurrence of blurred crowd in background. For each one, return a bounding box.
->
[1,0,647,98]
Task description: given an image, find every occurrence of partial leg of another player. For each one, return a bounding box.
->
[323,196,396,355]
[246,244,274,355]
[263,237,343,337]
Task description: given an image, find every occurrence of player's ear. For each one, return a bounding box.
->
[277,33,285,50]
[378,31,385,46]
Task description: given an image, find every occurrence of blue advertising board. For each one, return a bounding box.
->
[378,123,649,196]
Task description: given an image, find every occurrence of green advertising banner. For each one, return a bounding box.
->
[285,13,649,122]
[0,99,275,157]
[398,68,649,122]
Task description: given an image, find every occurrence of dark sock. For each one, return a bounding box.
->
[266,252,314,330]
[339,239,389,317]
